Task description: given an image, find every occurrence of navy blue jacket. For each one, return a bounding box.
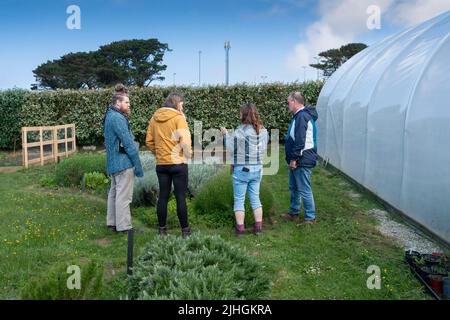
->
[285,107,318,168]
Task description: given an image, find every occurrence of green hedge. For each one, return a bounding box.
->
[0,89,27,149]
[1,82,323,149]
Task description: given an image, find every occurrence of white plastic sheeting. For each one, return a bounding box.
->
[316,10,450,243]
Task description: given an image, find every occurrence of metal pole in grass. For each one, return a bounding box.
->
[81,174,86,193]
[127,228,134,275]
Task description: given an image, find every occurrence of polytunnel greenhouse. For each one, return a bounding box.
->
[316,10,450,243]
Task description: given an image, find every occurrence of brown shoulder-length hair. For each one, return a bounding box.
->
[162,92,184,110]
[240,103,263,134]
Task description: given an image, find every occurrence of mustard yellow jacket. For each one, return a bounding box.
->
[145,107,192,165]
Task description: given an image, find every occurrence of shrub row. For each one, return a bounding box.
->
[49,151,222,202]
[0,82,323,149]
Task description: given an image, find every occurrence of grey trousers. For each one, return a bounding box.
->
[107,168,134,232]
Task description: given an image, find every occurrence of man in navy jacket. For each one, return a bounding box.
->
[283,92,318,224]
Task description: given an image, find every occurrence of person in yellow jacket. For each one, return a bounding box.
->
[146,93,192,238]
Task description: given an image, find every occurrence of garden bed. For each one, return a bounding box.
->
[0,147,444,299]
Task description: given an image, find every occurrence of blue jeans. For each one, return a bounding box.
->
[232,165,262,212]
[289,167,316,221]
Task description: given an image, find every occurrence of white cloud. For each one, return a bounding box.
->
[386,0,450,27]
[285,0,450,75]
[286,0,392,74]
[286,21,351,73]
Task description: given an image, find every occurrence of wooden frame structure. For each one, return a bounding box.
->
[22,124,76,168]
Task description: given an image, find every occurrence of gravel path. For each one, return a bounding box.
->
[367,209,443,254]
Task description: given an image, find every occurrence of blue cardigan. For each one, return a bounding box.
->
[224,124,268,167]
[103,106,143,177]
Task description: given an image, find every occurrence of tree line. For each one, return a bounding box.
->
[32,39,171,90]
[31,38,367,90]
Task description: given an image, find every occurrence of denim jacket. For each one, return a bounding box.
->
[103,106,143,177]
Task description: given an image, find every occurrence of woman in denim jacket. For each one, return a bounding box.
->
[220,103,268,236]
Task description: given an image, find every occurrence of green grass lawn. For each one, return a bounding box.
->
[0,149,431,299]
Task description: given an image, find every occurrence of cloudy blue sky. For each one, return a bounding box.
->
[1,0,450,89]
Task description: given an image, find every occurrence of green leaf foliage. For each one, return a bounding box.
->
[0,89,28,149]
[83,171,110,190]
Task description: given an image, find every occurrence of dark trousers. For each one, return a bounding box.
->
[156,164,189,229]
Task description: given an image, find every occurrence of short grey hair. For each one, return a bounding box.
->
[289,92,305,105]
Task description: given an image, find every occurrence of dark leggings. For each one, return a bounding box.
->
[156,164,189,229]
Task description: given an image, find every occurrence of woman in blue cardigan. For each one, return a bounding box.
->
[220,103,268,236]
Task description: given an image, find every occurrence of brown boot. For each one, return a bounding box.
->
[281,213,300,222]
